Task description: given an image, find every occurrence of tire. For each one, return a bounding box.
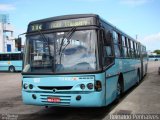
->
[9,66,15,72]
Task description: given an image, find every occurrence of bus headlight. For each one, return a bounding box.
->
[29,84,33,89]
[87,83,93,90]
[23,83,28,89]
[80,84,85,90]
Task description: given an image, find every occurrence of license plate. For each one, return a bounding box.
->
[47,97,60,103]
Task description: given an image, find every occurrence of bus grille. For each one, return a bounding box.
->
[38,86,72,90]
[40,94,71,106]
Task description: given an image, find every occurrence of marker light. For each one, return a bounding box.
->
[23,83,28,89]
[29,84,33,89]
[76,95,81,101]
[80,84,85,90]
[32,94,37,99]
[87,83,93,90]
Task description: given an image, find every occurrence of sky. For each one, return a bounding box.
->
[0,0,160,51]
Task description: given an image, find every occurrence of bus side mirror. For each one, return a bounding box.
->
[15,37,22,51]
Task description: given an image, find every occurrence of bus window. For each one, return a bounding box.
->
[114,45,121,57]
[121,35,126,57]
[122,36,125,46]
[11,54,21,60]
[122,47,127,58]
[118,33,122,45]
[103,30,114,66]
[2,54,10,61]
[113,31,118,44]
[136,43,139,58]
[125,38,129,57]
[125,37,128,47]
[112,31,122,58]
[130,40,133,49]
[127,39,131,58]
[133,41,136,58]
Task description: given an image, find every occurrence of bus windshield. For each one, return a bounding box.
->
[23,30,99,73]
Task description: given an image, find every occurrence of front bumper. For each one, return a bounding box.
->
[22,91,105,107]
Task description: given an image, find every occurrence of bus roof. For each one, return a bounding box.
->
[29,14,99,25]
[28,14,145,47]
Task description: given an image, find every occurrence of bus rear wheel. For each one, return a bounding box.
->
[9,66,15,72]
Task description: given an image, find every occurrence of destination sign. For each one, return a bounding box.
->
[49,18,91,29]
[28,17,95,32]
[31,24,42,31]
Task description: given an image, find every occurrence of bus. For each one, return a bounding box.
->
[0,52,23,72]
[148,55,160,61]
[22,14,148,107]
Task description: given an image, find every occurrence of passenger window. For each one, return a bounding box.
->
[122,36,125,46]
[125,37,128,47]
[114,45,121,57]
[128,39,131,48]
[118,33,122,45]
[2,54,10,61]
[103,30,114,67]
[105,46,112,56]
[104,46,114,67]
[123,47,127,57]
[113,31,118,44]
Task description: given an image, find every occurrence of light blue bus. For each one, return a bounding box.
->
[149,55,160,61]
[0,52,23,72]
[22,14,148,107]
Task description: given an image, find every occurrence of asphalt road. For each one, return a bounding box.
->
[0,61,160,120]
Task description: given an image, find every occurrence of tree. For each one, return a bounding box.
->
[154,50,160,54]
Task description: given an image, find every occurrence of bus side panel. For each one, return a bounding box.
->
[0,61,10,71]
[121,59,132,91]
[10,61,23,71]
[123,68,137,91]
[0,60,22,71]
[95,72,106,106]
[105,58,141,105]
[105,76,118,105]
[105,59,121,105]
[0,66,9,71]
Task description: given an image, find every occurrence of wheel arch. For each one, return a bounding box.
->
[118,73,124,93]
[8,65,15,72]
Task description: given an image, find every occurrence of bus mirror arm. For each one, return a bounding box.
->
[18,32,27,38]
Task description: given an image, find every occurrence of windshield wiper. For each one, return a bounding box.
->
[37,30,54,71]
[59,27,76,64]
[38,30,51,56]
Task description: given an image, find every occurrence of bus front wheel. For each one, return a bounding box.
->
[9,66,15,72]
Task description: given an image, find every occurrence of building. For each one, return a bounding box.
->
[147,50,157,55]
[0,14,15,52]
